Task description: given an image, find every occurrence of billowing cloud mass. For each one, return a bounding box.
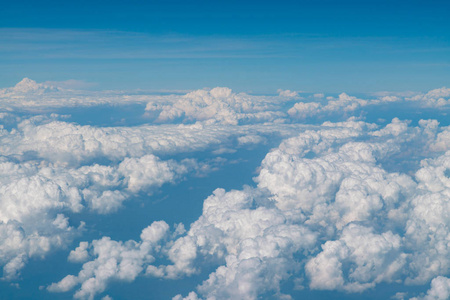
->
[145,87,288,125]
[0,145,201,280]
[49,118,450,299]
[0,79,449,299]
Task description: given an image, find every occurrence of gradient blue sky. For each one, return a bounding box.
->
[1,0,449,93]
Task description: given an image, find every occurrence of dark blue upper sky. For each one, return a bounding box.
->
[1,0,449,93]
[3,0,449,37]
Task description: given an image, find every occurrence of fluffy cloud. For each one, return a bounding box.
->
[146,87,287,125]
[172,119,450,299]
[2,78,449,126]
[306,224,406,292]
[53,186,318,300]
[12,116,445,300]
[0,114,219,280]
[0,92,310,283]
[0,152,195,279]
[288,93,369,119]
[0,79,290,124]
[68,242,90,263]
[48,221,169,299]
[0,214,80,280]
[0,78,149,109]
[289,88,450,120]
[410,276,450,300]
[278,89,301,98]
[406,87,450,107]
[400,151,450,285]
[2,79,450,299]
[0,117,305,165]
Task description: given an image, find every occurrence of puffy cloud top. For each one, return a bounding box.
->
[1,78,450,300]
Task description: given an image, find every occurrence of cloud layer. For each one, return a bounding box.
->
[47,118,450,300]
[0,79,449,299]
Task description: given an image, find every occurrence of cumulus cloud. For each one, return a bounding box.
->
[0,119,219,280]
[288,93,369,119]
[0,117,302,165]
[0,78,164,110]
[0,152,194,279]
[68,242,90,263]
[406,87,450,107]
[53,186,318,300]
[146,87,287,125]
[288,88,450,120]
[0,91,317,283]
[172,119,450,299]
[13,116,447,300]
[2,78,448,124]
[277,89,301,98]
[5,78,62,94]
[0,79,290,122]
[410,276,450,300]
[400,151,450,285]
[306,224,406,292]
[2,78,450,299]
[0,215,81,280]
[48,221,169,299]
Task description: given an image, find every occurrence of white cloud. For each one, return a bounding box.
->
[47,275,79,293]
[68,242,90,263]
[147,87,287,125]
[118,155,193,193]
[1,79,449,123]
[2,78,450,299]
[0,78,152,110]
[287,101,321,118]
[237,134,266,146]
[288,93,369,119]
[50,117,450,299]
[0,216,81,280]
[306,224,406,292]
[410,276,450,300]
[406,87,450,107]
[399,151,450,285]
[278,89,300,97]
[1,117,294,165]
[0,142,204,279]
[48,221,169,300]
[0,102,314,283]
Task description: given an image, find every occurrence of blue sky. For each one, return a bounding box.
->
[1,0,449,93]
[1,1,450,300]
